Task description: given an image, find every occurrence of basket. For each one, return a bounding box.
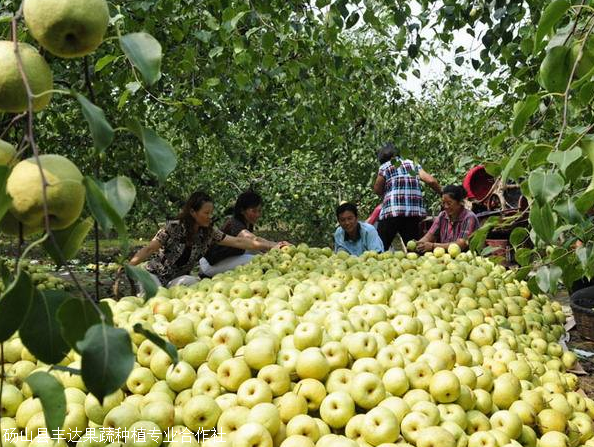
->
[570,286,594,341]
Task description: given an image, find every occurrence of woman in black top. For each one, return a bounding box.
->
[200,191,284,277]
[128,191,286,288]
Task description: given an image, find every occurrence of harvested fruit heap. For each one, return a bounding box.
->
[2,244,594,447]
[0,258,68,292]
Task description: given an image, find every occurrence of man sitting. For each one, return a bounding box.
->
[334,202,384,256]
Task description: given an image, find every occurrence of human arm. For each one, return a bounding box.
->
[236,228,291,249]
[416,214,440,253]
[217,234,284,251]
[365,225,385,253]
[373,175,385,196]
[129,239,162,265]
[419,169,442,195]
[416,233,437,253]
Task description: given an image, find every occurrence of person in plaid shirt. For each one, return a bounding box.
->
[372,143,441,250]
[417,185,480,252]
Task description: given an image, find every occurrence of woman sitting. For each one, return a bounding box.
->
[416,185,480,253]
[128,190,286,289]
[199,190,287,277]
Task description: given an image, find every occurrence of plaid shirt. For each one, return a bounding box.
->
[428,209,479,244]
[378,159,426,219]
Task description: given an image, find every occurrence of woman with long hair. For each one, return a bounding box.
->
[200,190,285,277]
[128,190,287,288]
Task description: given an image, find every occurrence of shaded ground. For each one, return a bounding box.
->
[554,293,594,397]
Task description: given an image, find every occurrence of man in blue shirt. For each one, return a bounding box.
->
[334,202,384,256]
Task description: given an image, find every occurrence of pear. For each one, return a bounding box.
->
[0,139,16,166]
[0,41,53,112]
[540,46,572,93]
[24,0,110,58]
[5,154,85,234]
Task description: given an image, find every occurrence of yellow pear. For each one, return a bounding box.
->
[0,41,53,112]
[0,139,16,166]
[24,0,110,58]
[5,154,85,233]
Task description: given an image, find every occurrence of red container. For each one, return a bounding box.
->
[463,165,495,202]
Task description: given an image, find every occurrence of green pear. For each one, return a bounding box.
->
[0,139,16,166]
[6,154,85,233]
[570,38,594,79]
[24,0,110,58]
[540,46,572,93]
[0,41,53,112]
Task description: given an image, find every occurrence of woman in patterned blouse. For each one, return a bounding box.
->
[416,185,480,253]
[128,190,287,288]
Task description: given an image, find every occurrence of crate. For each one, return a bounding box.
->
[485,239,512,265]
[570,286,594,341]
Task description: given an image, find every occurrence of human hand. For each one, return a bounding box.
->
[416,241,433,253]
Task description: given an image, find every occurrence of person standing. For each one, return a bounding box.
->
[373,142,441,250]
[334,202,384,256]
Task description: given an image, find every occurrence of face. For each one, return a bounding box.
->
[338,210,358,234]
[243,205,263,225]
[191,201,214,227]
[442,194,463,218]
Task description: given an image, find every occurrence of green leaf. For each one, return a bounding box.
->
[489,131,508,149]
[554,198,584,224]
[512,96,540,137]
[509,227,529,248]
[534,0,571,54]
[529,202,556,244]
[120,32,162,86]
[25,372,66,436]
[535,265,562,293]
[515,248,533,266]
[469,217,498,253]
[527,144,553,169]
[528,170,564,205]
[0,270,34,342]
[513,266,532,281]
[83,176,128,249]
[132,126,177,185]
[20,290,70,364]
[94,55,118,72]
[346,12,360,29]
[57,297,113,352]
[501,143,529,185]
[77,324,134,401]
[576,189,594,214]
[133,323,178,364]
[124,264,158,300]
[43,217,94,265]
[74,93,114,153]
[547,147,582,177]
[99,176,136,219]
[223,11,248,32]
[0,165,12,222]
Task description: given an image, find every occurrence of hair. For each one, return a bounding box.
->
[377,142,396,164]
[178,190,213,245]
[336,202,358,219]
[234,190,263,223]
[442,185,467,202]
